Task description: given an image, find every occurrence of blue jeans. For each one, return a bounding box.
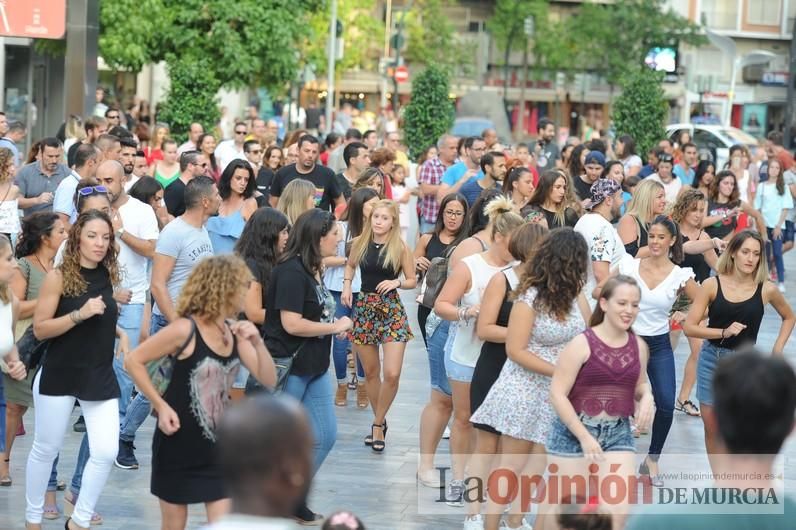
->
[420,218,436,235]
[69,434,89,496]
[547,415,635,456]
[766,227,785,282]
[283,372,336,473]
[427,320,451,396]
[330,290,364,382]
[641,333,675,461]
[113,303,144,420]
[120,312,168,443]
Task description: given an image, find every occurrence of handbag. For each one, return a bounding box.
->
[146,317,196,396]
[245,340,306,395]
[16,324,49,371]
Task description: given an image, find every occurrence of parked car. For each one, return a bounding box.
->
[666,123,758,170]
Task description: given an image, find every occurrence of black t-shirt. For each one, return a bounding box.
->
[574,175,594,202]
[256,166,275,201]
[263,256,334,377]
[523,204,578,229]
[164,178,187,217]
[335,171,356,200]
[270,163,340,212]
[67,141,82,169]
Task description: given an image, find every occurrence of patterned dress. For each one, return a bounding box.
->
[470,287,585,443]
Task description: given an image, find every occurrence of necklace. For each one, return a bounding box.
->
[213,319,229,347]
[32,253,51,273]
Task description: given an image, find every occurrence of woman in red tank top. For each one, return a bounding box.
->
[548,275,654,527]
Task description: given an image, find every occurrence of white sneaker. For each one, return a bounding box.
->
[499,519,533,530]
[443,426,451,439]
[463,514,484,530]
[778,282,786,293]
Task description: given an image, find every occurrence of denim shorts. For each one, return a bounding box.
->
[546,415,636,456]
[784,220,795,243]
[443,326,475,383]
[427,320,452,396]
[696,341,735,406]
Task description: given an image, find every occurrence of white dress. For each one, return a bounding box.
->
[470,287,585,443]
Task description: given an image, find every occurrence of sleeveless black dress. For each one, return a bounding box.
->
[470,270,516,435]
[38,266,119,400]
[151,326,240,504]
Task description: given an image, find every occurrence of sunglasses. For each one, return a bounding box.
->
[77,186,108,196]
[235,130,247,135]
[107,114,120,119]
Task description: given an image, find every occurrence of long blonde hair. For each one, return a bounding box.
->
[65,115,86,142]
[626,179,664,226]
[349,199,405,275]
[277,178,315,224]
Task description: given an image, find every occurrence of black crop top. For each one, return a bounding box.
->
[360,241,399,293]
[708,277,764,350]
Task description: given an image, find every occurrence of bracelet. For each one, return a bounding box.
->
[70,310,83,324]
[396,279,403,289]
[343,278,352,283]
[720,328,726,343]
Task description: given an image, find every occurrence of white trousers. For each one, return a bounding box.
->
[25,371,119,526]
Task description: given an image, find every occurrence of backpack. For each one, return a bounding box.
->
[419,236,487,309]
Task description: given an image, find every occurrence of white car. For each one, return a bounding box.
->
[665,124,758,170]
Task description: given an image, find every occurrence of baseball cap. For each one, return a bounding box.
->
[584,151,606,167]
[588,178,621,210]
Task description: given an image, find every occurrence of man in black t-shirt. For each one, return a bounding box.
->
[575,150,605,206]
[164,151,209,216]
[269,134,343,212]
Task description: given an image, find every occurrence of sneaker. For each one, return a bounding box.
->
[294,504,324,526]
[114,439,139,470]
[500,519,533,529]
[464,514,485,529]
[73,415,86,433]
[446,479,465,507]
[443,426,451,439]
[778,282,786,293]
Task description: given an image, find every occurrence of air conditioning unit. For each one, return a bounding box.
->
[742,64,765,83]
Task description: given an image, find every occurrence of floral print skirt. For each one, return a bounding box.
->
[350,290,414,345]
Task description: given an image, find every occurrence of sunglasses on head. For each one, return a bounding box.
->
[77,186,108,196]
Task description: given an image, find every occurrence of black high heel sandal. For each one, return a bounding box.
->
[371,422,386,453]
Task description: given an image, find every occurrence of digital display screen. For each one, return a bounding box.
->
[645,46,678,73]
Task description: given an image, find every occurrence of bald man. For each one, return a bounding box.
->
[203,395,313,529]
[95,159,159,420]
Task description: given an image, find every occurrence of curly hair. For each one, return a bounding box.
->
[515,227,588,320]
[59,210,120,297]
[671,188,706,225]
[176,254,253,319]
[15,212,60,259]
[0,147,14,183]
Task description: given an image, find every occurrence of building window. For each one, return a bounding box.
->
[702,0,737,30]
[746,0,781,26]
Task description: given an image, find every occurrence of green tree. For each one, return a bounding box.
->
[403,66,454,160]
[404,0,474,75]
[157,56,221,144]
[612,68,667,159]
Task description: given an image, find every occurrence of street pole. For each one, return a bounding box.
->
[726,57,738,128]
[785,17,796,148]
[391,1,412,113]
[324,0,338,137]
[517,17,534,141]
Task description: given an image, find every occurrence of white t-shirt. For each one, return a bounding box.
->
[647,173,682,205]
[124,175,140,192]
[214,140,245,172]
[118,196,160,304]
[617,255,694,336]
[574,213,626,308]
[392,176,417,229]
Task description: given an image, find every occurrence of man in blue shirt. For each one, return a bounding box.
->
[436,136,485,201]
[460,151,506,206]
[0,121,25,167]
[673,142,697,185]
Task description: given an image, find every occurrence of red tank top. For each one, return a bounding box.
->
[567,328,640,418]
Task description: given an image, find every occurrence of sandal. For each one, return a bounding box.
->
[42,503,60,520]
[676,399,701,417]
[64,491,104,525]
[371,423,386,453]
[1,458,10,486]
[347,373,358,391]
[56,479,66,491]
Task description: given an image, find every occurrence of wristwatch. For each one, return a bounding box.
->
[116,227,125,239]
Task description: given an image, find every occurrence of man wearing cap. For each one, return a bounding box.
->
[574,178,626,307]
[647,153,682,205]
[574,150,606,205]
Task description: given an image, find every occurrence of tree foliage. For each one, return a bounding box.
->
[302,0,384,78]
[612,68,667,159]
[403,66,455,161]
[404,0,474,75]
[157,56,221,144]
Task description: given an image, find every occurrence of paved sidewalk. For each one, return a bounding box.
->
[2,254,796,529]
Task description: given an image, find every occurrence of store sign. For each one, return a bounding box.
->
[761,71,788,87]
[0,0,66,39]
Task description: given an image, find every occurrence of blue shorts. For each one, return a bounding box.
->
[443,326,475,383]
[546,415,636,456]
[696,341,735,406]
[427,320,451,396]
[784,220,795,243]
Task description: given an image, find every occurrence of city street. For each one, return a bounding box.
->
[1,253,795,529]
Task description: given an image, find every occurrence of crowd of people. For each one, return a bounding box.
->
[0,108,793,530]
